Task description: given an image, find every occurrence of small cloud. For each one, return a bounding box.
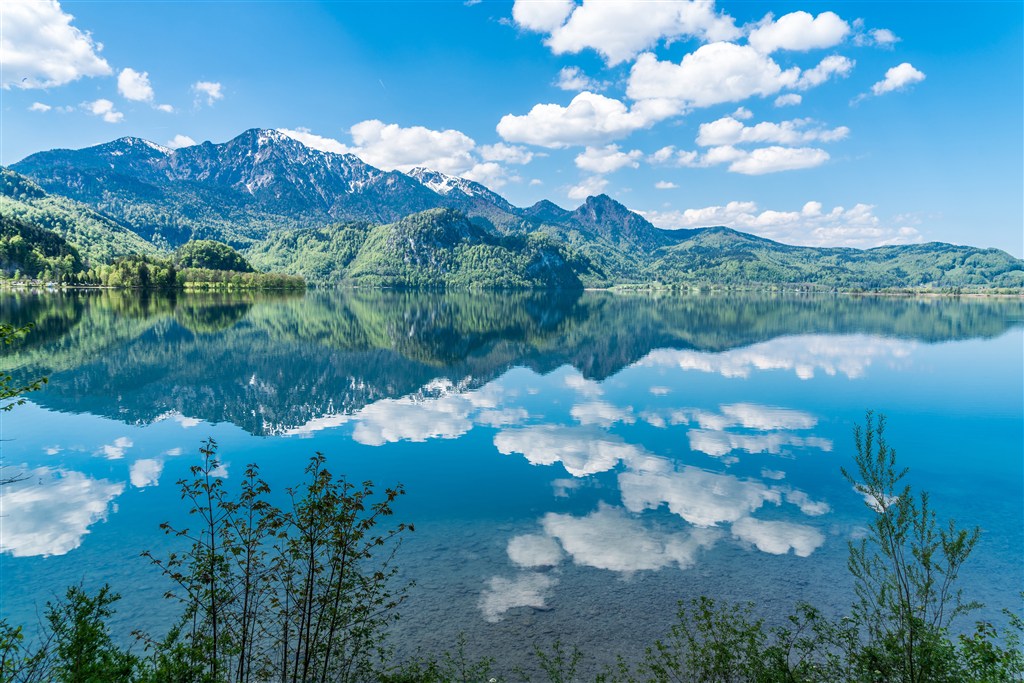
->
[129,459,164,488]
[29,102,51,112]
[162,447,183,457]
[529,178,543,186]
[575,144,643,173]
[568,175,609,200]
[870,62,925,96]
[165,134,197,149]
[655,181,677,190]
[117,67,154,102]
[83,98,123,123]
[45,445,63,455]
[649,386,671,395]
[774,93,802,107]
[98,436,133,459]
[193,80,223,106]
[731,107,753,120]
[555,66,607,92]
[854,27,900,48]
[155,103,174,113]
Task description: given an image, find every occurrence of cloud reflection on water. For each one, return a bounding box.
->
[0,467,124,558]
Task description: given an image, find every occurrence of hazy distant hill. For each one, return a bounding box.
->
[8,130,1024,290]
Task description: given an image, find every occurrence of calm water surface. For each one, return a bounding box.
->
[1,289,1022,674]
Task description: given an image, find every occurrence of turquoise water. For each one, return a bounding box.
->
[1,290,1021,673]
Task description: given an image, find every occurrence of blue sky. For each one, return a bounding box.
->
[1,1,1021,255]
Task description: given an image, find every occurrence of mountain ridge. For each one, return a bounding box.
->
[6,129,1024,290]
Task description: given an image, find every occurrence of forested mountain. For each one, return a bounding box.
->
[6,129,1024,290]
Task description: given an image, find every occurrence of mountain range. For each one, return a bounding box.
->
[3,128,1022,289]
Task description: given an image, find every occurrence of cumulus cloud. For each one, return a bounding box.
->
[192,80,223,105]
[795,55,855,90]
[635,334,917,381]
[854,27,900,48]
[129,458,163,488]
[747,11,850,53]
[29,102,51,112]
[555,66,607,92]
[83,98,123,123]
[570,400,636,427]
[731,517,825,556]
[620,465,780,527]
[0,467,124,557]
[574,144,643,173]
[542,503,721,572]
[1,0,112,88]
[165,134,197,149]
[117,67,154,102]
[687,428,832,458]
[348,120,477,174]
[728,146,830,175]
[568,175,609,200]
[655,181,677,190]
[498,91,655,148]
[774,93,802,107]
[278,127,350,154]
[564,372,603,397]
[641,199,924,248]
[507,533,564,568]
[870,62,926,96]
[479,572,557,622]
[513,0,740,66]
[695,116,848,146]
[98,436,133,459]
[479,142,534,164]
[494,424,657,477]
[627,43,800,108]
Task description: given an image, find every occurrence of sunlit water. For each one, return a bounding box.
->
[1,289,1021,675]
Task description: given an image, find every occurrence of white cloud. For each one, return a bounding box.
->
[479,142,534,164]
[871,62,925,96]
[661,144,830,175]
[514,0,741,66]
[479,572,557,622]
[0,467,124,557]
[731,517,825,557]
[507,533,564,568]
[635,334,917,381]
[117,67,154,102]
[795,55,855,90]
[731,106,753,120]
[98,436,133,459]
[570,400,636,427]
[748,11,850,54]
[774,93,802,107]
[854,27,900,48]
[555,66,606,92]
[494,424,655,477]
[564,371,603,397]
[728,146,830,175]
[462,161,519,189]
[349,119,477,174]
[155,103,174,113]
[0,0,111,89]
[511,0,575,33]
[278,127,350,154]
[784,489,831,516]
[619,466,780,527]
[655,181,677,190]
[641,199,924,248]
[129,458,163,488]
[687,428,832,458]
[498,91,655,148]
[353,395,473,446]
[83,98,123,123]
[574,144,643,173]
[696,116,848,146]
[542,503,721,572]
[165,134,197,149]
[29,102,51,112]
[192,80,223,105]
[568,175,609,200]
[627,43,800,109]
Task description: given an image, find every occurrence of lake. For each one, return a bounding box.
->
[1,289,1022,675]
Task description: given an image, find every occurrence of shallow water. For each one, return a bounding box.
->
[1,289,1022,675]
